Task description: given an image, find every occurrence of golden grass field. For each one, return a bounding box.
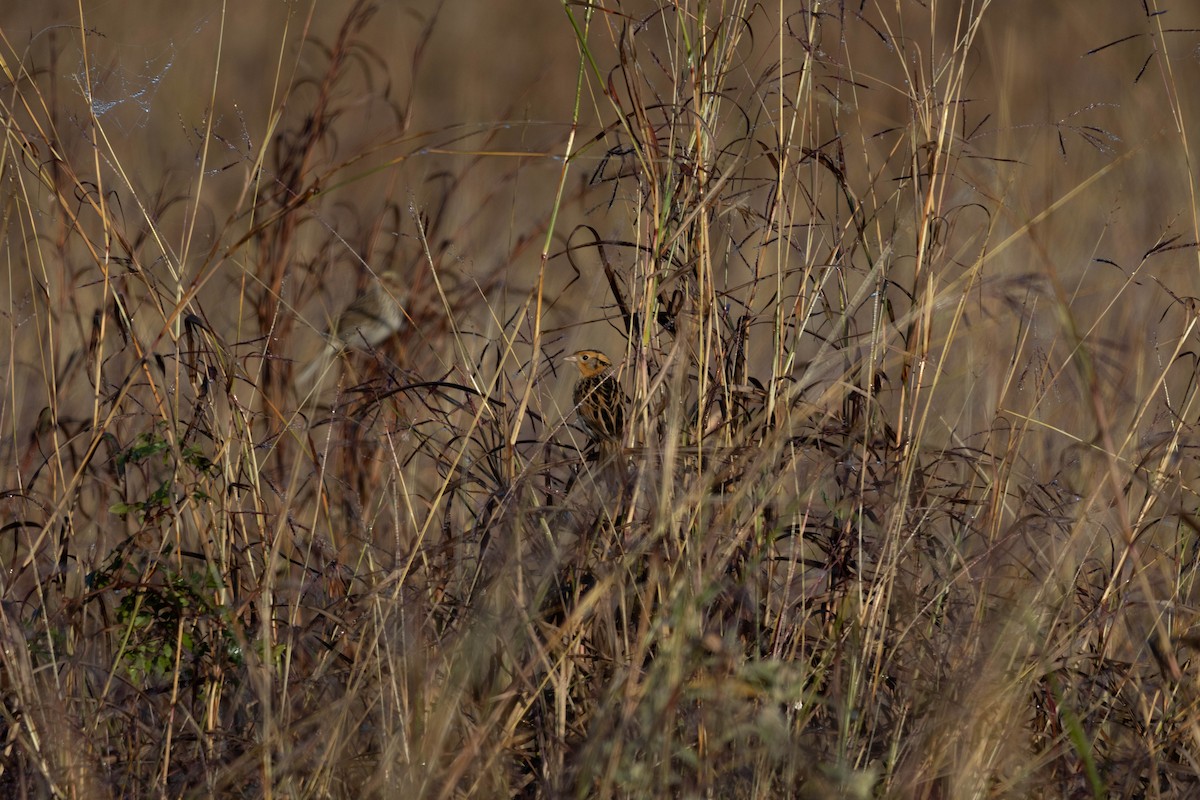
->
[4,1,1200,797]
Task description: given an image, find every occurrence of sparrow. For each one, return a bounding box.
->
[298,267,407,387]
[564,349,627,442]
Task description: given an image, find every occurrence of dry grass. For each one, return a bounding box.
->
[3,1,1200,797]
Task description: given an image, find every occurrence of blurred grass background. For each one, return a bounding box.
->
[3,0,1200,797]
[5,0,1195,437]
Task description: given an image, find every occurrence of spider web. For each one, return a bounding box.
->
[72,36,176,133]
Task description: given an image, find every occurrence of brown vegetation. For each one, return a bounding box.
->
[2,1,1200,797]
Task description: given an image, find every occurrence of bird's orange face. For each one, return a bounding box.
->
[564,350,613,378]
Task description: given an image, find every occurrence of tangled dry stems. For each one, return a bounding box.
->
[2,2,1199,798]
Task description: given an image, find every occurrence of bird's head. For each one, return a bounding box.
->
[564,349,613,378]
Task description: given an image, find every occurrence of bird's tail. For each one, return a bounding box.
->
[296,342,339,399]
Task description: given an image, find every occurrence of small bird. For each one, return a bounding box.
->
[298,267,407,388]
[564,349,627,443]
